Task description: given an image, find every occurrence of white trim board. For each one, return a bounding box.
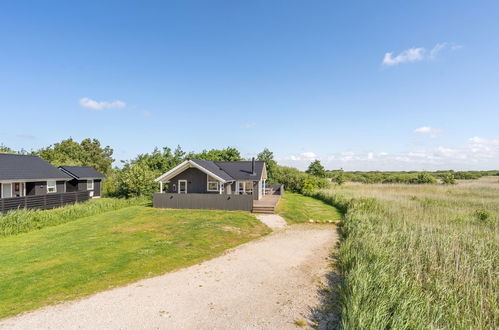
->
[155,160,229,184]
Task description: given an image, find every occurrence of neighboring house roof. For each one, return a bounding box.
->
[155,159,266,183]
[59,166,106,179]
[0,154,72,182]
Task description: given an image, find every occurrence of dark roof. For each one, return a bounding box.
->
[189,159,234,181]
[59,166,106,179]
[190,159,265,181]
[215,161,265,181]
[0,154,72,181]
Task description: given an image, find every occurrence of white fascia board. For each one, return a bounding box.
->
[154,160,190,182]
[154,160,229,184]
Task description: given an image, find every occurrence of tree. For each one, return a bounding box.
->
[187,147,242,162]
[0,144,15,154]
[306,160,326,178]
[115,162,157,197]
[132,145,186,174]
[333,169,345,185]
[257,148,277,182]
[36,138,114,175]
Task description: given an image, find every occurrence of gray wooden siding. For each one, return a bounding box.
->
[166,168,215,194]
[153,193,253,211]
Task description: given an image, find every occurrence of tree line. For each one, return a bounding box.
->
[2,139,497,198]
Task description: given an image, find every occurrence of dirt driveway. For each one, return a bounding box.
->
[0,223,337,330]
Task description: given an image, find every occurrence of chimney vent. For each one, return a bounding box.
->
[251,157,256,175]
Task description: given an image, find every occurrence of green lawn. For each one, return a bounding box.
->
[0,206,270,319]
[276,192,342,224]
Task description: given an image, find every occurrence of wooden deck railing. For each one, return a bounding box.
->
[0,191,91,214]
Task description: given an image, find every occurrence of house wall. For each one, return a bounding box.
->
[166,168,216,194]
[65,179,102,197]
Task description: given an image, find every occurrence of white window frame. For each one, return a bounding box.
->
[207,175,219,192]
[87,179,94,191]
[47,180,57,193]
[178,180,187,194]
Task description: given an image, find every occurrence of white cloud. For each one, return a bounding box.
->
[383,42,461,66]
[242,122,256,129]
[414,126,441,138]
[289,152,317,161]
[383,47,425,66]
[79,97,126,110]
[278,136,499,171]
[301,152,317,159]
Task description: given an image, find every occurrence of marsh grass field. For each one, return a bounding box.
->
[316,176,498,329]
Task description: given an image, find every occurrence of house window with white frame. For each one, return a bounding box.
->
[207,175,219,191]
[87,179,94,190]
[47,181,57,193]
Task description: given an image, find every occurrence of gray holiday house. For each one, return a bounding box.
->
[0,154,104,212]
[153,158,283,212]
[59,166,105,198]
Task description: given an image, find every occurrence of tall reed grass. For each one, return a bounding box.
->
[314,177,498,328]
[0,197,148,237]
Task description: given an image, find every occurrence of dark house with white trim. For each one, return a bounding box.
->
[154,158,283,212]
[59,166,105,198]
[155,158,268,199]
[0,154,105,212]
[0,154,72,199]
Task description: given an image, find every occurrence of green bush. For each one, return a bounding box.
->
[442,173,456,185]
[0,197,147,237]
[273,165,330,194]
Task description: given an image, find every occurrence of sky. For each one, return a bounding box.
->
[0,0,498,171]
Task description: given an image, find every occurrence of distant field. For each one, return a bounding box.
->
[0,206,270,319]
[276,192,342,224]
[318,176,499,328]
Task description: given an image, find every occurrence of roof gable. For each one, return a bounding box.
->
[154,159,266,183]
[0,154,72,181]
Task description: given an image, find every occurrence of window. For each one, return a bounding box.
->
[178,180,187,194]
[2,183,12,198]
[207,175,219,191]
[47,181,57,193]
[87,179,94,190]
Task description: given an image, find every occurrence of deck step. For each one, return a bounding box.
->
[252,206,276,214]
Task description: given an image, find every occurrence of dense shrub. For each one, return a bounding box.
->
[0,197,147,236]
[273,165,329,194]
[325,170,497,184]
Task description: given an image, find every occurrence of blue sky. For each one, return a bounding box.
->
[1,1,498,170]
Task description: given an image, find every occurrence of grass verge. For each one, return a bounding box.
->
[0,206,270,318]
[276,192,342,224]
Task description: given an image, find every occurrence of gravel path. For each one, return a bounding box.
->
[256,214,288,230]
[0,226,336,330]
